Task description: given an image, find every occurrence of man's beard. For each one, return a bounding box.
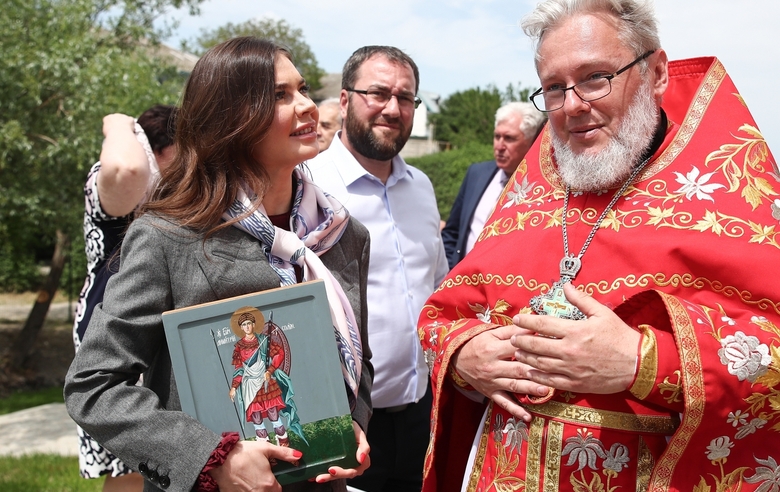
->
[553,80,658,192]
[345,103,411,161]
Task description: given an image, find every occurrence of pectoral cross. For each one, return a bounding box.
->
[529,278,586,320]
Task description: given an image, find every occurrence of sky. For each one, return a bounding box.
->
[162,0,780,149]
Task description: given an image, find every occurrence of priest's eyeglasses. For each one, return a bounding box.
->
[346,88,422,109]
[530,50,655,113]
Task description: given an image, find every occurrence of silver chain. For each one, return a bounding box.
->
[561,158,650,277]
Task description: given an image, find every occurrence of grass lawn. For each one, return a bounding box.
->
[0,386,64,416]
[0,388,102,490]
[0,454,103,491]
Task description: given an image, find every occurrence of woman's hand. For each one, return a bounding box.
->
[208,440,302,492]
[228,387,236,401]
[311,420,370,483]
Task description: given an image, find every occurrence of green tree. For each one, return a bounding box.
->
[430,82,534,149]
[186,18,325,91]
[406,142,494,220]
[0,0,201,366]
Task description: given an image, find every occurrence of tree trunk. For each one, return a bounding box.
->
[10,229,70,368]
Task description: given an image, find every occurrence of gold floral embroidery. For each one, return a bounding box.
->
[560,391,577,402]
[479,82,779,255]
[481,408,527,492]
[696,435,750,492]
[743,317,780,433]
[658,370,684,405]
[437,273,549,295]
[579,273,780,317]
[436,272,780,317]
[465,299,515,325]
[704,123,775,210]
[562,428,631,492]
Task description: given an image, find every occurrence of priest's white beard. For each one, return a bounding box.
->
[553,80,658,192]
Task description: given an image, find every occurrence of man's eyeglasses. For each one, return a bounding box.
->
[530,50,655,113]
[346,88,422,110]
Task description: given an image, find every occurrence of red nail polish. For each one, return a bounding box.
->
[358,452,366,464]
[329,468,337,476]
[292,450,303,459]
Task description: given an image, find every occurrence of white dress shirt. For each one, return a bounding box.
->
[308,133,449,408]
[465,170,508,255]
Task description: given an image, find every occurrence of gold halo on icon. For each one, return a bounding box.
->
[230,306,264,338]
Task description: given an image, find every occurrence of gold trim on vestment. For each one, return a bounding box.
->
[422,316,493,485]
[543,421,563,492]
[465,404,492,492]
[649,293,706,491]
[630,325,658,400]
[525,416,545,492]
[437,271,780,318]
[529,400,679,434]
[636,437,654,492]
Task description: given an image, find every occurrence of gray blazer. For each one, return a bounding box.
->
[65,214,373,492]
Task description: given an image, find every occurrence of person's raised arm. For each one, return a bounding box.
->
[96,113,153,217]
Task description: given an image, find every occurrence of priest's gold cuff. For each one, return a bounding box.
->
[629,324,658,400]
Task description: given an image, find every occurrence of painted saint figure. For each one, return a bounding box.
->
[228,307,305,447]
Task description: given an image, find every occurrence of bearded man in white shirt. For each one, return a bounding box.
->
[308,45,448,492]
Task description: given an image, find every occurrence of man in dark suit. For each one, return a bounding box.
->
[442,102,546,269]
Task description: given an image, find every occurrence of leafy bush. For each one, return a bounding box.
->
[0,241,42,292]
[406,142,494,220]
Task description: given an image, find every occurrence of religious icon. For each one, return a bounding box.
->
[227,307,307,447]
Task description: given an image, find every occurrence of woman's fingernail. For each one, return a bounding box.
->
[358,452,366,464]
[329,467,337,476]
[292,450,303,459]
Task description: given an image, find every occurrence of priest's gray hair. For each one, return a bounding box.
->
[495,102,547,141]
[522,0,661,71]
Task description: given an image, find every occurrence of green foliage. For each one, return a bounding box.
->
[430,87,502,149]
[271,414,356,484]
[0,241,41,292]
[0,387,65,415]
[430,82,534,149]
[61,234,88,298]
[0,0,195,291]
[185,18,326,91]
[0,454,102,491]
[407,142,494,220]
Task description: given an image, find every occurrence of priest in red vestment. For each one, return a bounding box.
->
[418,1,780,491]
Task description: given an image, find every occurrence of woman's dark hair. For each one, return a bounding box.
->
[143,37,291,236]
[137,105,178,153]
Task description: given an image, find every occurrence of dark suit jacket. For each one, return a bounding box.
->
[65,214,373,492]
[441,161,500,269]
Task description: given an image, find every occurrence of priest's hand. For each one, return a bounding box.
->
[510,283,640,394]
[453,325,552,422]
